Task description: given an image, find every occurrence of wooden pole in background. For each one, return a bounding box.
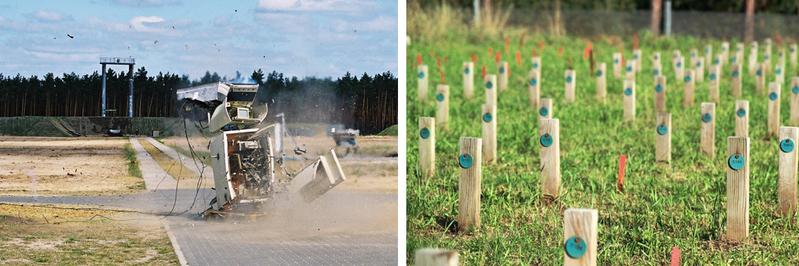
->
[694,57,705,82]
[625,60,636,82]
[709,65,720,103]
[735,100,749,137]
[531,56,542,74]
[498,61,509,91]
[655,75,667,113]
[704,45,713,70]
[414,249,458,266]
[700,102,716,157]
[652,52,662,77]
[674,54,684,82]
[778,127,798,218]
[458,137,482,232]
[481,104,497,164]
[775,64,785,85]
[790,44,797,69]
[791,77,799,124]
[768,82,782,139]
[565,70,576,103]
[748,42,758,76]
[731,63,742,98]
[485,74,497,107]
[613,52,622,78]
[435,85,449,130]
[623,79,636,121]
[721,42,730,64]
[756,63,766,94]
[539,98,553,123]
[463,62,474,99]
[418,65,429,102]
[683,70,695,107]
[528,69,541,108]
[540,118,561,198]
[418,117,435,178]
[563,208,598,266]
[633,49,642,72]
[595,63,606,102]
[726,136,750,242]
[656,113,671,163]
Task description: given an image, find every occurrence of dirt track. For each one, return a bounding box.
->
[0,137,143,195]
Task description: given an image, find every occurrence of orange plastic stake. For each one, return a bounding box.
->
[471,53,478,63]
[416,54,422,66]
[558,47,564,57]
[670,247,681,266]
[633,32,639,50]
[440,71,446,84]
[618,154,627,192]
[538,41,545,50]
[532,48,538,58]
[504,37,510,53]
[481,65,486,79]
[495,52,501,63]
[515,51,521,65]
[584,42,593,60]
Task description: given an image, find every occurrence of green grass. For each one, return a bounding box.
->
[123,143,142,179]
[377,124,399,136]
[407,32,799,265]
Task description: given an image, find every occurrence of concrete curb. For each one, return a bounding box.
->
[163,221,189,266]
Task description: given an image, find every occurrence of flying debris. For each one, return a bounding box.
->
[234,9,238,12]
[185,44,189,50]
[66,34,74,39]
[171,25,175,30]
[154,40,159,45]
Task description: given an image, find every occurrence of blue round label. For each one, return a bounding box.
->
[533,63,539,69]
[564,236,587,259]
[769,92,778,101]
[418,71,425,79]
[633,54,639,59]
[776,69,782,75]
[614,59,619,64]
[709,73,717,81]
[566,76,573,83]
[539,107,549,117]
[695,62,701,67]
[780,138,795,153]
[657,124,668,136]
[499,66,505,74]
[485,81,493,89]
[792,86,799,95]
[458,154,473,169]
[702,113,712,123]
[731,57,737,63]
[655,84,663,93]
[737,108,746,117]
[626,65,633,72]
[732,70,739,78]
[684,75,692,82]
[540,133,553,147]
[653,69,659,76]
[676,62,682,67]
[714,59,720,65]
[529,78,538,87]
[728,154,745,171]
[595,70,602,77]
[482,112,492,123]
[436,93,445,102]
[624,87,633,96]
[757,69,763,77]
[419,128,430,139]
[464,67,470,75]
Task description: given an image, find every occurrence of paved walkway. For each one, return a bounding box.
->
[144,137,206,176]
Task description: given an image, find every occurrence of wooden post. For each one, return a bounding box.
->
[482,104,497,164]
[595,63,606,102]
[563,208,598,266]
[498,61,509,91]
[791,77,799,124]
[756,63,766,94]
[613,52,622,78]
[709,64,720,103]
[683,70,695,107]
[633,49,642,72]
[726,136,750,242]
[625,60,636,82]
[700,103,716,157]
[778,127,799,217]
[731,63,742,98]
[414,249,458,266]
[435,85,449,130]
[768,82,781,139]
[463,62,474,99]
[417,65,429,101]
[694,57,705,82]
[674,55,684,82]
[790,44,797,69]
[458,137,482,232]
[704,45,713,69]
[484,74,497,107]
[539,98,553,123]
[656,113,671,163]
[748,42,758,75]
[528,69,540,108]
[652,52,662,77]
[721,42,730,64]
[775,64,785,85]
[623,79,635,121]
[540,118,560,198]
[655,75,667,113]
[735,100,749,137]
[418,117,435,178]
[531,56,542,73]
[565,70,576,102]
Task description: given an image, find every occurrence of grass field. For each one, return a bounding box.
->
[407,32,799,264]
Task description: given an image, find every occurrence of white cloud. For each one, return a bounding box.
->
[256,0,366,12]
[111,0,181,7]
[32,10,70,22]
[129,16,165,33]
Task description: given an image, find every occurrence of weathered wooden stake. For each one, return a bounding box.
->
[790,44,797,69]
[791,77,799,124]
[595,63,606,102]
[726,136,750,242]
[656,113,671,163]
[565,70,576,102]
[694,57,705,82]
[539,98,553,123]
[623,79,636,121]
[709,64,720,103]
[612,52,622,78]
[625,60,636,82]
[721,42,730,64]
[654,75,667,113]
[683,70,695,107]
[775,64,785,85]
[418,65,429,101]
[748,42,758,75]
[652,52,662,77]
[418,117,435,177]
[700,102,716,157]
[415,249,459,266]
[463,62,474,99]
[540,118,560,198]
[704,45,713,69]
[435,85,449,130]
[735,100,749,137]
[481,104,497,164]
[756,63,766,94]
[531,56,542,73]
[458,137,482,232]
[528,69,540,108]
[768,82,782,138]
[484,74,497,107]
[498,61,509,91]
[731,63,742,98]
[563,208,598,266]
[778,126,799,218]
[633,49,642,72]
[674,55,684,82]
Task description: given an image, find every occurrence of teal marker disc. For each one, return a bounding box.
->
[624,87,633,96]
[780,138,795,153]
[458,154,473,169]
[626,65,633,72]
[565,76,573,83]
[539,107,549,117]
[657,124,668,136]
[728,154,745,171]
[595,70,602,77]
[736,108,746,117]
[499,66,505,74]
[702,113,712,123]
[418,71,425,79]
[756,69,762,77]
[792,86,799,95]
[655,84,663,93]
[485,81,493,89]
[540,133,553,147]
[564,236,587,259]
[732,70,739,78]
[709,73,717,81]
[464,67,470,75]
[653,69,659,76]
[419,128,430,139]
[482,112,493,123]
[769,92,778,101]
[532,62,539,69]
[529,78,538,87]
[436,93,445,102]
[684,75,692,82]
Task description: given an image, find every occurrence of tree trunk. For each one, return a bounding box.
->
[745,0,755,42]
[651,0,662,36]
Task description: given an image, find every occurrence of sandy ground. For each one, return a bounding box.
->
[0,137,143,196]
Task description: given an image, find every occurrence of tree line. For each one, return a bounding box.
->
[0,68,398,134]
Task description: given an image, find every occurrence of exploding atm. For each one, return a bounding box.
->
[176,82,346,216]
